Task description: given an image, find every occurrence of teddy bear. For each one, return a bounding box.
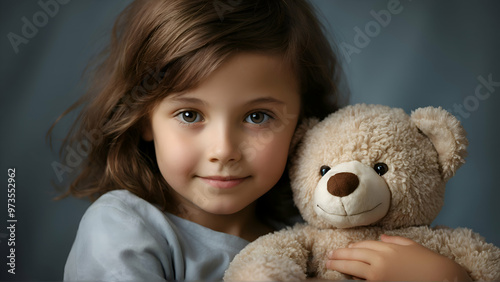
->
[224,104,500,281]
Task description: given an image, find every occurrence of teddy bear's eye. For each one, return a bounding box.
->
[320,165,331,176]
[373,163,389,176]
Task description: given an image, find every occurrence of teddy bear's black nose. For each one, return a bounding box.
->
[327,172,359,197]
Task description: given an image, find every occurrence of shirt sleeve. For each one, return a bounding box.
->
[64,203,174,281]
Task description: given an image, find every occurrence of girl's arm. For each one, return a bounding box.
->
[325,234,471,281]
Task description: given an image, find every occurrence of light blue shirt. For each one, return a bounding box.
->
[64,190,250,281]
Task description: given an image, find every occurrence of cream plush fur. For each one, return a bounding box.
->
[224,104,500,281]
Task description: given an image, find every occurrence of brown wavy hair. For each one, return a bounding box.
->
[49,0,348,222]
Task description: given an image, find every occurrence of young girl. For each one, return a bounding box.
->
[56,0,471,280]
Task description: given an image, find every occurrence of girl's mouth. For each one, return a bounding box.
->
[199,176,250,189]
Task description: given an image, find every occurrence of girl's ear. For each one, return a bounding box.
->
[290,117,320,151]
[411,106,468,181]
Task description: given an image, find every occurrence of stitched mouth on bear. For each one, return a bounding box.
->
[316,203,382,217]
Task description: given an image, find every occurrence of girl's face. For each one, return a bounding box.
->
[144,53,300,218]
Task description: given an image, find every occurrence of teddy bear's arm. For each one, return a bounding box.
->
[224,224,315,281]
[436,227,500,281]
[393,226,500,281]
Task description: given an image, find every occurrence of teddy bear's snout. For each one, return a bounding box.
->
[313,161,392,228]
[327,172,359,197]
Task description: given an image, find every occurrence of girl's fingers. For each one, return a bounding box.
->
[346,239,391,252]
[326,258,369,279]
[379,234,415,246]
[346,235,416,251]
[328,247,378,263]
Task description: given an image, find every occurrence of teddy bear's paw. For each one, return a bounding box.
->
[224,255,307,281]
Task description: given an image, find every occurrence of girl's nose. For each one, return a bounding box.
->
[207,124,242,165]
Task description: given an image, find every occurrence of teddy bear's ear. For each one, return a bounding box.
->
[290,117,320,151]
[411,106,468,181]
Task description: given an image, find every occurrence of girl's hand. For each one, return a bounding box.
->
[325,234,472,281]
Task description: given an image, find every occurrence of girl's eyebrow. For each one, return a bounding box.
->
[244,97,286,106]
[167,96,206,106]
[167,96,286,106]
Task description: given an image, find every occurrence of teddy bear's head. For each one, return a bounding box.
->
[289,104,467,230]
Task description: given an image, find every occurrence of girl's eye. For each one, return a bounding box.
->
[245,111,271,125]
[176,111,202,123]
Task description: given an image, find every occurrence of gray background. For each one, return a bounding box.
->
[1,0,499,280]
